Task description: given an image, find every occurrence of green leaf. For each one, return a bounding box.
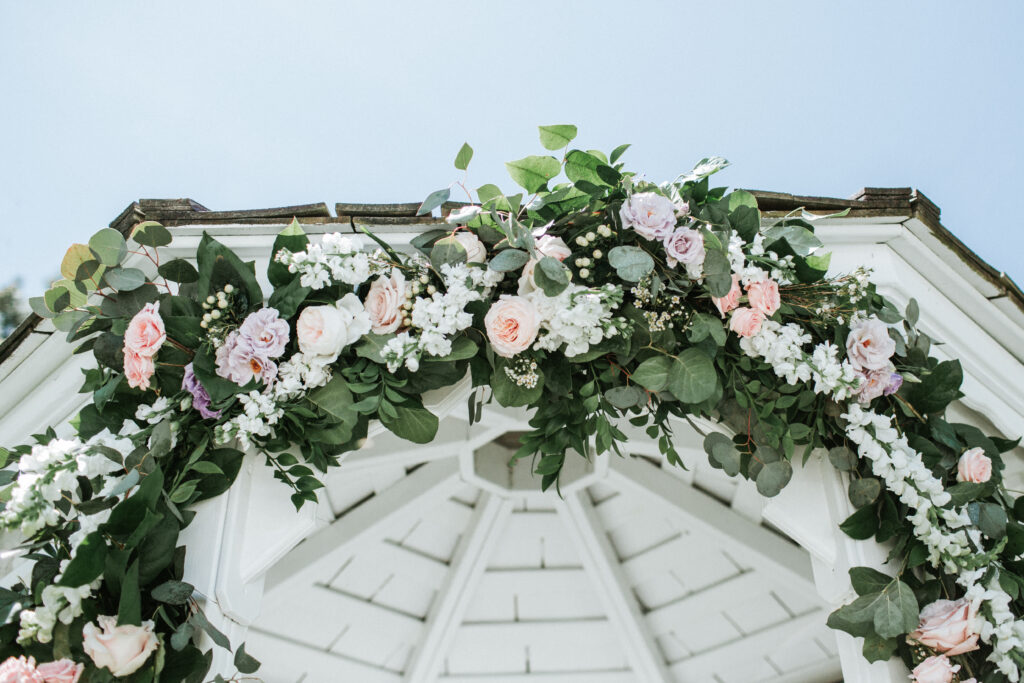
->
[828,446,858,472]
[862,635,898,663]
[58,532,107,586]
[873,580,918,639]
[131,221,173,248]
[610,143,630,164]
[427,336,478,362]
[565,150,614,187]
[307,376,357,426]
[118,560,141,626]
[968,501,1008,539]
[688,313,726,346]
[607,246,654,282]
[533,256,569,296]
[850,567,894,596]
[538,125,578,150]
[702,248,733,297]
[195,232,263,308]
[667,348,717,404]
[756,460,793,497]
[44,284,71,313]
[505,155,561,194]
[89,228,128,266]
[491,360,544,407]
[430,236,468,271]
[417,188,451,216]
[151,580,195,605]
[604,385,645,409]
[158,259,200,284]
[840,505,878,540]
[454,142,474,170]
[631,356,672,392]
[476,184,503,205]
[191,609,230,651]
[356,333,392,364]
[104,267,147,291]
[266,277,310,319]
[489,248,531,272]
[705,432,740,476]
[62,243,95,280]
[268,218,309,287]
[849,478,882,508]
[233,643,261,674]
[763,223,823,257]
[380,402,439,444]
[827,593,880,638]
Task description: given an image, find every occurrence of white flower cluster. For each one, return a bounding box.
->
[526,284,627,357]
[18,579,96,645]
[382,263,502,372]
[1,437,125,536]
[214,352,334,450]
[961,570,1024,680]
[134,397,174,425]
[738,320,860,399]
[275,233,377,289]
[732,232,796,284]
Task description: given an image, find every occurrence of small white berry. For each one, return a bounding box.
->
[419,275,429,284]
[200,320,208,329]
[579,268,590,278]
[206,295,216,304]
[592,249,602,259]
[224,284,234,293]
[211,310,221,320]
[576,236,588,247]
[217,299,228,309]
[427,285,437,295]
[586,231,596,242]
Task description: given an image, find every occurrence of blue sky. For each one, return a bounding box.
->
[2,1,1022,296]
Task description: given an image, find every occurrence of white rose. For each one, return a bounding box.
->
[453,232,487,263]
[518,235,572,294]
[82,616,158,677]
[845,317,896,371]
[364,270,407,334]
[296,294,370,361]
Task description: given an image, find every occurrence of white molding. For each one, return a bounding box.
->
[558,492,672,682]
[402,493,513,682]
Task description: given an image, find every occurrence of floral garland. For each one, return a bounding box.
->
[0,125,1021,683]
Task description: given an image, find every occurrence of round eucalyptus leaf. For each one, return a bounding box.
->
[604,385,645,409]
[607,246,654,282]
[849,478,882,508]
[756,459,793,497]
[104,267,148,292]
[667,348,717,404]
[828,446,858,472]
[131,221,173,248]
[89,228,128,266]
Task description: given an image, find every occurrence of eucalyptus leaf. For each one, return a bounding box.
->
[631,356,672,392]
[417,188,451,216]
[488,249,530,272]
[755,460,793,497]
[538,124,577,150]
[667,348,717,404]
[104,267,147,291]
[89,228,128,266]
[131,221,173,248]
[607,246,654,282]
[505,155,561,194]
[454,142,474,170]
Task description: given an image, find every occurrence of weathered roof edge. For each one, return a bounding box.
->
[2,188,1020,365]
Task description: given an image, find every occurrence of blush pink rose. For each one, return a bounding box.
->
[729,307,764,338]
[364,270,407,334]
[910,598,980,656]
[518,235,572,294]
[663,227,705,270]
[746,279,780,316]
[711,275,741,318]
[124,350,155,390]
[484,295,540,358]
[123,302,165,358]
[846,317,896,371]
[0,656,44,683]
[910,655,959,683]
[35,660,83,683]
[82,616,158,678]
[619,192,677,240]
[957,447,992,484]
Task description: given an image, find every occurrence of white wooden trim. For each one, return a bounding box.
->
[403,493,513,682]
[436,674,635,683]
[265,458,463,592]
[608,455,816,592]
[558,492,672,682]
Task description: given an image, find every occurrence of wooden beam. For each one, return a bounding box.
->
[265,458,462,592]
[403,492,513,682]
[644,571,766,636]
[245,628,401,683]
[608,456,816,591]
[558,492,672,682]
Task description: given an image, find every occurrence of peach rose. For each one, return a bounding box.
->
[846,317,896,371]
[453,232,487,263]
[364,270,407,334]
[910,655,959,683]
[82,616,158,678]
[36,659,83,683]
[957,447,992,484]
[746,279,780,316]
[729,307,764,338]
[711,275,741,318]
[484,295,540,358]
[124,350,155,390]
[123,302,165,358]
[910,598,980,656]
[518,235,571,294]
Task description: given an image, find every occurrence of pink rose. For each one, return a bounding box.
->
[619,192,677,240]
[215,331,276,385]
[124,350,155,390]
[746,279,780,316]
[35,660,83,683]
[957,447,992,484]
[0,656,44,683]
[711,275,741,318]
[453,232,487,263]
[910,598,980,656]
[518,235,572,295]
[82,616,158,677]
[364,270,407,334]
[484,295,540,358]
[663,228,705,271]
[910,655,959,683]
[123,302,165,358]
[729,307,764,338]
[846,317,896,371]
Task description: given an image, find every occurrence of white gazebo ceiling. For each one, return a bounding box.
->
[250,407,843,683]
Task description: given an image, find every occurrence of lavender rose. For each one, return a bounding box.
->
[182,363,221,419]
[215,331,277,386]
[237,307,290,359]
[619,192,677,240]
[846,317,896,371]
[663,227,705,272]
